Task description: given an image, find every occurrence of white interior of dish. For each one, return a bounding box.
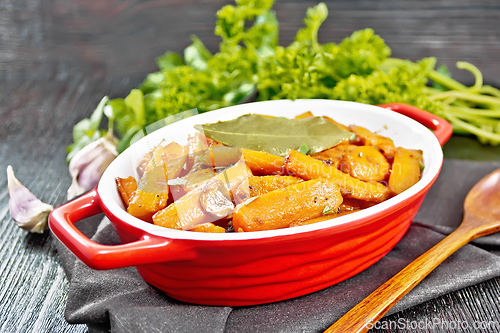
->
[98,99,443,240]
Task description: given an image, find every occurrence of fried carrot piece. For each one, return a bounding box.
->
[190,223,226,233]
[295,111,314,119]
[153,178,233,230]
[285,150,389,203]
[289,210,358,227]
[241,148,284,175]
[291,198,369,226]
[233,178,342,232]
[203,146,243,168]
[153,189,204,230]
[185,133,211,173]
[214,162,253,191]
[170,168,216,200]
[115,176,138,207]
[388,148,423,196]
[171,161,252,203]
[187,132,210,154]
[127,165,169,222]
[312,144,357,168]
[247,175,304,197]
[340,145,390,182]
[138,141,188,179]
[349,125,396,161]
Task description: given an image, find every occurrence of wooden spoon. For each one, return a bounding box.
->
[325,168,500,333]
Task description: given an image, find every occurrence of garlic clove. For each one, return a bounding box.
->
[7,165,54,234]
[67,135,118,200]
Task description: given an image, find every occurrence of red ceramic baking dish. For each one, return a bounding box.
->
[49,100,452,306]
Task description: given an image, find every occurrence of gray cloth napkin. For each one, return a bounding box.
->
[55,159,500,333]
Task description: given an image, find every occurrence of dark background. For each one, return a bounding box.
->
[0,0,499,332]
[3,0,500,85]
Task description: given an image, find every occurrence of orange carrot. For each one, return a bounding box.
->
[312,144,357,168]
[290,210,358,227]
[190,223,226,233]
[115,176,138,207]
[340,145,390,182]
[138,141,188,178]
[241,148,284,175]
[349,125,396,161]
[233,178,342,232]
[153,178,234,230]
[247,175,304,197]
[127,165,169,222]
[295,111,314,119]
[285,149,389,203]
[389,148,423,195]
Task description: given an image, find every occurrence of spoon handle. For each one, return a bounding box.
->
[324,225,474,333]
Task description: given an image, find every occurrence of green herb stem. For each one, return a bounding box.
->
[428,91,500,106]
[480,85,500,98]
[422,86,442,95]
[447,106,500,118]
[427,70,469,92]
[445,111,500,145]
[450,124,471,135]
[447,109,499,127]
[456,61,483,93]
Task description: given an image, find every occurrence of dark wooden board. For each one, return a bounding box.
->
[1,1,500,332]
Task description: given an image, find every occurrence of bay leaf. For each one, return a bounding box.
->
[194,114,352,157]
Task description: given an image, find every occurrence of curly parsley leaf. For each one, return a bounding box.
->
[333,28,391,79]
[184,36,213,71]
[295,2,328,51]
[215,0,275,50]
[156,51,184,71]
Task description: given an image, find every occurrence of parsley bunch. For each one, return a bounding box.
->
[68,0,500,162]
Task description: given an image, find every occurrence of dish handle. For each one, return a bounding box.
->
[49,188,196,270]
[377,103,452,147]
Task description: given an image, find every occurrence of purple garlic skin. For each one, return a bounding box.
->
[67,135,118,200]
[7,165,54,234]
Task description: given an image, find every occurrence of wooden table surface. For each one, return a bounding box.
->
[1,0,500,332]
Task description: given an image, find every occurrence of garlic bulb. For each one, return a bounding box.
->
[7,165,54,234]
[67,135,118,200]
